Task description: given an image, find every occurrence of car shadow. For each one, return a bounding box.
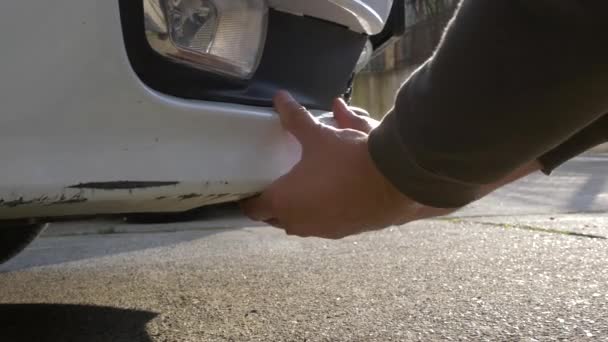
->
[0,228,230,273]
[0,303,157,342]
[0,204,264,272]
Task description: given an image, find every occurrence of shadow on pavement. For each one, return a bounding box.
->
[0,205,259,272]
[567,170,607,211]
[0,303,157,342]
[0,229,229,272]
[462,156,608,216]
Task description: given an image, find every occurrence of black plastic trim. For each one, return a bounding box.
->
[370,0,405,56]
[119,1,367,110]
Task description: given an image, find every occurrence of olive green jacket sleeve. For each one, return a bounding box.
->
[539,113,608,174]
[368,0,608,208]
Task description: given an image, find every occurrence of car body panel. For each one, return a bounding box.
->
[0,0,390,221]
[0,1,300,220]
[269,0,393,35]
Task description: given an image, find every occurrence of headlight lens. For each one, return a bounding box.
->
[144,0,268,79]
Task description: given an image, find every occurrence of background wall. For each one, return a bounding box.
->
[352,0,458,119]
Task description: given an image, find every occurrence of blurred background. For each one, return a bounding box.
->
[352,0,458,119]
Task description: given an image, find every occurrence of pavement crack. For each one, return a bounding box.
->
[443,218,606,239]
[445,210,608,220]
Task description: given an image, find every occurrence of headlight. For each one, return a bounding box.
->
[144,0,268,79]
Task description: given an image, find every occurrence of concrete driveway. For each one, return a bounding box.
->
[1,155,607,341]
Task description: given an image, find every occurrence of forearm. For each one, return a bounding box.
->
[412,160,542,220]
[370,0,608,209]
[407,111,608,220]
[539,114,608,174]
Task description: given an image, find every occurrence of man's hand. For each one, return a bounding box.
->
[241,91,422,239]
[332,103,378,133]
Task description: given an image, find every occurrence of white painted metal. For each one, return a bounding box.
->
[269,0,393,35]
[0,0,390,221]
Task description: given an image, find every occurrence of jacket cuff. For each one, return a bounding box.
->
[368,112,482,209]
[538,115,608,174]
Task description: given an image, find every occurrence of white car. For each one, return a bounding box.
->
[0,0,404,262]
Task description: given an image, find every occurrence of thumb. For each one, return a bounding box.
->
[273,91,319,145]
[332,98,372,133]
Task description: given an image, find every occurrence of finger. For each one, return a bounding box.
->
[273,91,319,145]
[332,97,353,129]
[332,98,370,132]
[349,106,371,118]
[240,192,275,222]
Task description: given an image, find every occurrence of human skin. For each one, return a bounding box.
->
[241,91,541,239]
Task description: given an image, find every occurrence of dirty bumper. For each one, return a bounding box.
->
[0,181,257,221]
